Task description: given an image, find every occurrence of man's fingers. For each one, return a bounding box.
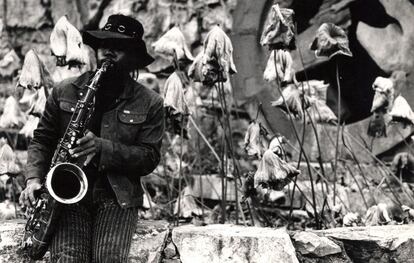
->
[28,190,37,207]
[71,140,95,155]
[76,131,94,145]
[84,153,96,166]
[73,147,95,158]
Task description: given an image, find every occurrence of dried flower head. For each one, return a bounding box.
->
[271,85,309,119]
[163,72,190,138]
[263,49,294,85]
[389,95,414,126]
[17,49,53,90]
[0,96,26,129]
[371,76,394,113]
[310,23,352,58]
[260,4,296,50]
[244,121,268,159]
[0,49,21,77]
[152,26,194,62]
[19,115,40,139]
[0,144,20,175]
[254,149,300,190]
[50,16,87,66]
[202,25,237,81]
[188,51,220,86]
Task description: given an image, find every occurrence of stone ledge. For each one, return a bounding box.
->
[172,224,299,263]
[2,220,414,263]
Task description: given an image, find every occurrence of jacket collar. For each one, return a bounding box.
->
[71,71,135,100]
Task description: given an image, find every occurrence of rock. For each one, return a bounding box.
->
[172,224,299,263]
[292,231,342,257]
[2,0,50,28]
[0,219,169,263]
[313,224,414,262]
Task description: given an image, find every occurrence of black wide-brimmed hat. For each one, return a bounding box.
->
[83,14,154,68]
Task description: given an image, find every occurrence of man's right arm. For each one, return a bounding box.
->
[25,87,61,183]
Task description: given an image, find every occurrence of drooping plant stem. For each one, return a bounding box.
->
[273,50,320,229]
[333,60,342,206]
[175,115,185,226]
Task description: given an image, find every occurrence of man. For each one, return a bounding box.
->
[19,14,164,262]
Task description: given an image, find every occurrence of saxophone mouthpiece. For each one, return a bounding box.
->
[101,59,114,72]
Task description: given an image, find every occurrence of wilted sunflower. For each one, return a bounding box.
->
[260,4,296,50]
[310,23,352,58]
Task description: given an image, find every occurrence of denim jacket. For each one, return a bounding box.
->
[25,72,165,208]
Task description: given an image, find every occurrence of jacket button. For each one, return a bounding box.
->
[101,165,105,170]
[70,107,75,112]
[103,124,109,128]
[129,119,134,123]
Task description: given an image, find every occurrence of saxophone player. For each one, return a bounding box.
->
[20,14,164,262]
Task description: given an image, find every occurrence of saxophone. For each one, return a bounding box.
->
[22,60,113,260]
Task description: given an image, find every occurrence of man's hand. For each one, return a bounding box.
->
[20,178,42,208]
[69,131,101,166]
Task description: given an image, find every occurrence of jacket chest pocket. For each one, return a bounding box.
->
[117,110,147,143]
[59,100,77,135]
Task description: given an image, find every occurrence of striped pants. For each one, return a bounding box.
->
[49,195,138,263]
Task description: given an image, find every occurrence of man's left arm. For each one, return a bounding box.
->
[98,98,165,175]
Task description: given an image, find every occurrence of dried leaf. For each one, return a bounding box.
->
[389,95,414,126]
[310,23,352,58]
[17,49,53,90]
[371,76,394,113]
[307,98,338,125]
[174,186,202,218]
[244,121,268,159]
[260,4,295,50]
[19,115,40,139]
[254,149,300,190]
[65,22,87,66]
[364,203,391,226]
[343,212,361,227]
[267,135,286,158]
[163,72,190,138]
[263,49,294,84]
[202,25,237,80]
[0,49,21,77]
[152,26,194,62]
[367,111,387,137]
[0,144,20,175]
[50,15,87,66]
[188,51,220,86]
[271,85,308,119]
[0,96,26,129]
[163,72,189,116]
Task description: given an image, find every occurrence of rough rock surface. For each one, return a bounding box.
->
[313,224,414,263]
[172,224,299,263]
[292,231,342,257]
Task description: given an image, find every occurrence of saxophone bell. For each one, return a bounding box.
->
[45,163,88,204]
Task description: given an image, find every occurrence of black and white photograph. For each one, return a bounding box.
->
[0,0,414,262]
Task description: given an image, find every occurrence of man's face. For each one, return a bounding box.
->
[96,41,135,73]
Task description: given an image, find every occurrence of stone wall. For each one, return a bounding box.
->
[0,0,237,95]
